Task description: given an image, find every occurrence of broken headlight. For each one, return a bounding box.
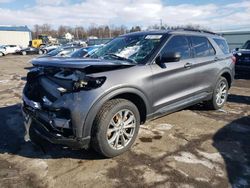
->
[73,76,106,91]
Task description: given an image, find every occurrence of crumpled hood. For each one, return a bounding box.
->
[32,57,134,69]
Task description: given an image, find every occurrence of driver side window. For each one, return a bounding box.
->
[161,35,191,60]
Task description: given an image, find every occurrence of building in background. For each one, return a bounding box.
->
[0,25,31,47]
[218,30,250,50]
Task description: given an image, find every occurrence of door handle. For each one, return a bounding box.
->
[184,62,192,68]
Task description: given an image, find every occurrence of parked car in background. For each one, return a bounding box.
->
[41,46,81,57]
[0,45,22,56]
[22,29,235,157]
[0,45,7,56]
[70,45,102,58]
[87,38,112,46]
[40,44,61,54]
[233,40,250,75]
[5,45,22,53]
[17,47,40,55]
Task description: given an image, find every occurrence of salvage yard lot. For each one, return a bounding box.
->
[0,55,249,188]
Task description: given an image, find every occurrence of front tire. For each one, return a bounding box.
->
[22,51,27,55]
[0,52,4,57]
[206,77,229,110]
[92,99,140,158]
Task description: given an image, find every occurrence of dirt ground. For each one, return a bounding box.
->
[0,55,249,188]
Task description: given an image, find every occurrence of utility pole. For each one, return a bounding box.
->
[160,19,163,30]
[109,26,111,38]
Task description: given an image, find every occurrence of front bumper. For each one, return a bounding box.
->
[22,95,90,149]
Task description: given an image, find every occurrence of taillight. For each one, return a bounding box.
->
[231,56,236,64]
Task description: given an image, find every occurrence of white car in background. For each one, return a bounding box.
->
[0,45,22,56]
[0,45,7,56]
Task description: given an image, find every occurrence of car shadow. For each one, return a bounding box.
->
[227,94,250,105]
[213,116,250,187]
[0,104,104,160]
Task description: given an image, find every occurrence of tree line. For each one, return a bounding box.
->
[32,23,209,39]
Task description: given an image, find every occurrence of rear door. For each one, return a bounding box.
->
[150,35,197,113]
[188,36,217,93]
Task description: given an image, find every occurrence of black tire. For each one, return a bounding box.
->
[0,52,4,57]
[205,77,229,110]
[22,51,27,55]
[92,99,140,158]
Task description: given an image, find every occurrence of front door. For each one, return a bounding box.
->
[150,35,199,114]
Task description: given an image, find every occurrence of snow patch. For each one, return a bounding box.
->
[0,79,10,84]
[173,152,215,169]
[197,150,223,163]
[154,123,173,131]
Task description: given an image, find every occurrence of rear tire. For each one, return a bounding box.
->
[205,77,229,110]
[92,99,140,158]
[22,51,27,55]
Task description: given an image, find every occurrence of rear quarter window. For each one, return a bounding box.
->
[214,38,230,54]
[191,36,215,57]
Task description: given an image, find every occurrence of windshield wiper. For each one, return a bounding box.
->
[103,53,137,64]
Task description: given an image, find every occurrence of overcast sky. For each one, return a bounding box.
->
[0,0,250,31]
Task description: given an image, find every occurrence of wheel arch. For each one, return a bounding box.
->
[214,68,233,89]
[82,87,150,138]
[221,71,232,88]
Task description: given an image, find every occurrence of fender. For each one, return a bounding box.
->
[81,87,151,138]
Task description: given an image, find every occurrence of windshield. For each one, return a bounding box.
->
[242,41,250,49]
[89,34,164,64]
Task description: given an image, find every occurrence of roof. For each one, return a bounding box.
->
[0,25,31,32]
[122,29,221,38]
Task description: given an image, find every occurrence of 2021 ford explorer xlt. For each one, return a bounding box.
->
[22,29,235,157]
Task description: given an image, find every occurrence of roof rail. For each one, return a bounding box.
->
[174,28,219,35]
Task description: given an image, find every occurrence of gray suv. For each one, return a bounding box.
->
[22,29,235,157]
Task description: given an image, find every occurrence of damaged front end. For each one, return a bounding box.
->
[22,66,107,149]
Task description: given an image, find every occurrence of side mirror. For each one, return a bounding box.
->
[156,52,181,67]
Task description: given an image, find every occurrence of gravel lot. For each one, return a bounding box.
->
[0,55,249,188]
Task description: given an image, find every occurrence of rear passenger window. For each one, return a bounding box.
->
[162,35,191,59]
[214,39,230,54]
[191,36,215,57]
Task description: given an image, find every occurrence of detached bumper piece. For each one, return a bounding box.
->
[22,96,90,149]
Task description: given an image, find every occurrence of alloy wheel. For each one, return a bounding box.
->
[106,109,136,150]
[215,81,227,106]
